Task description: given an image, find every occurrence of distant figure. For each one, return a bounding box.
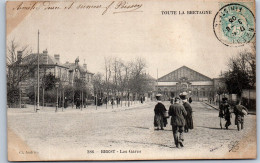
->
[154,94,167,130]
[182,99,194,132]
[116,96,120,105]
[188,97,192,103]
[169,97,187,148]
[64,97,68,108]
[233,101,248,131]
[140,96,144,104]
[110,98,113,105]
[76,98,80,109]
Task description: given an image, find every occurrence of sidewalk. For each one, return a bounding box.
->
[7,101,154,114]
[203,101,219,110]
[203,101,256,115]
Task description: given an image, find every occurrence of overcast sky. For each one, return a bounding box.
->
[7,0,255,79]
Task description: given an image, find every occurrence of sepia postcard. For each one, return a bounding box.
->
[6,0,256,161]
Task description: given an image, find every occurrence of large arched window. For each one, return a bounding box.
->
[200,88,205,97]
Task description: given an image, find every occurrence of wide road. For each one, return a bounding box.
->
[7,101,256,160]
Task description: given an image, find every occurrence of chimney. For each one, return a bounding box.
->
[17,51,22,63]
[54,54,60,63]
[42,49,48,64]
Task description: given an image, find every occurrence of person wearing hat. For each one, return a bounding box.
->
[168,97,187,148]
[182,98,194,133]
[219,97,231,129]
[154,94,167,130]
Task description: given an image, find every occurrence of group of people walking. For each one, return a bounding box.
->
[219,97,248,131]
[153,94,249,149]
[154,94,193,148]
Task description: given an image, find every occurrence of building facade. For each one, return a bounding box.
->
[7,49,94,106]
[156,66,221,101]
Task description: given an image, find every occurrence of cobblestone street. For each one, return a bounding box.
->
[8,101,256,160]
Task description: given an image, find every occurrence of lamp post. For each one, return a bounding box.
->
[34,85,36,112]
[19,82,21,109]
[128,89,130,107]
[55,82,59,112]
[61,85,64,112]
[36,30,40,112]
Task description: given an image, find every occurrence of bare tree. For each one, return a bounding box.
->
[6,38,34,107]
[7,38,33,88]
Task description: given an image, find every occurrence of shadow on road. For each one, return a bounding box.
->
[196,126,237,130]
[128,126,173,132]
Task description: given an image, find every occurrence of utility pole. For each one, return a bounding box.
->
[36,30,40,112]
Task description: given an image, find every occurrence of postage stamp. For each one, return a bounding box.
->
[213,3,255,47]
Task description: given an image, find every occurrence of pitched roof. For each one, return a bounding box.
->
[63,62,94,75]
[158,65,212,82]
[20,53,61,65]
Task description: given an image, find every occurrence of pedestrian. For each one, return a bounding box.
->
[76,98,80,109]
[111,98,114,105]
[168,97,187,148]
[220,98,231,129]
[170,97,174,104]
[219,98,225,129]
[182,98,194,132]
[154,94,167,130]
[188,97,192,103]
[233,101,248,131]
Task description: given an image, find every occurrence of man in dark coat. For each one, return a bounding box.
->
[220,98,231,129]
[154,94,167,130]
[169,97,187,148]
[233,101,248,131]
[182,99,194,132]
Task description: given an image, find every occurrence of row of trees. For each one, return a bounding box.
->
[221,51,256,97]
[92,57,154,100]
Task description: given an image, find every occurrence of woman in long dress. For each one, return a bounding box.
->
[154,94,167,130]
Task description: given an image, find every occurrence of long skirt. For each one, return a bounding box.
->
[185,115,194,129]
[154,114,164,128]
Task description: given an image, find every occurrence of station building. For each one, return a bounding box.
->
[156,66,223,101]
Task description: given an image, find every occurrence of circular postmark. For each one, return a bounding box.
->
[213,3,255,47]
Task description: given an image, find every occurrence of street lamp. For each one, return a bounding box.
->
[61,85,64,112]
[19,82,21,109]
[55,82,59,112]
[128,89,130,107]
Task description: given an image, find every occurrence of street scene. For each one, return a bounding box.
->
[8,101,256,160]
[6,0,256,161]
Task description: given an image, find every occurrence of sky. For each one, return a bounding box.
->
[6,0,255,79]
